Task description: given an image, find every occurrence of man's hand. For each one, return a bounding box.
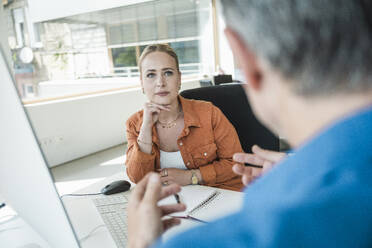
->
[128,173,186,248]
[232,145,286,185]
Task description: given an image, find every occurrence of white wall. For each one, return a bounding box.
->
[38,77,141,98]
[25,79,200,167]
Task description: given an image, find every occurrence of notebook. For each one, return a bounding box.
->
[189,188,243,222]
[158,185,219,219]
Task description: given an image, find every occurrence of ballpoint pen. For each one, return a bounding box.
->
[174,193,181,204]
[173,215,208,224]
[244,163,263,168]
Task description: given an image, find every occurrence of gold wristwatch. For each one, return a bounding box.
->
[191,170,199,185]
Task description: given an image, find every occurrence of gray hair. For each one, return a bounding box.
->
[221,0,372,96]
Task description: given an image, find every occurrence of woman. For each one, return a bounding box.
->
[125,44,244,191]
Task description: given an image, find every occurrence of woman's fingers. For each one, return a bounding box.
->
[160,175,176,186]
[160,203,186,216]
[252,145,286,163]
[147,102,171,111]
[162,218,181,232]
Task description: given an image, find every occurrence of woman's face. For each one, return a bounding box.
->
[140,51,181,106]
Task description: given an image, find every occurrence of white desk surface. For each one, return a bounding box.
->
[1,170,243,248]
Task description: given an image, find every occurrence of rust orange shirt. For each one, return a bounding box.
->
[125,96,244,191]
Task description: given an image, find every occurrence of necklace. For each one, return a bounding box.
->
[158,110,182,129]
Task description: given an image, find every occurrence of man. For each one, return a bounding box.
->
[127,1,372,247]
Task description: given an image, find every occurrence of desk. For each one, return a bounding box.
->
[0,172,243,248]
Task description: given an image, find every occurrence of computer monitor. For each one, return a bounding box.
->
[0,47,80,247]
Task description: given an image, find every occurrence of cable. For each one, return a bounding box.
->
[79,224,106,243]
[0,214,17,222]
[60,193,103,199]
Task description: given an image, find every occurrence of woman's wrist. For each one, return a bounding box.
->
[195,169,203,183]
[137,138,152,145]
[189,169,203,185]
[138,122,153,145]
[141,119,153,130]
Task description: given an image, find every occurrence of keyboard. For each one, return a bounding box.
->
[92,193,129,248]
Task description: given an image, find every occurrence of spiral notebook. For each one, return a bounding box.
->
[158,185,220,220]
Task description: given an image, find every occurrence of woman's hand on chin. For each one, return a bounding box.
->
[158,168,192,186]
[143,102,171,126]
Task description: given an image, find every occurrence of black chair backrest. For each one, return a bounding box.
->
[199,79,213,87]
[180,84,279,152]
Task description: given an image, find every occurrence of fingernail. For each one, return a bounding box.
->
[149,173,160,183]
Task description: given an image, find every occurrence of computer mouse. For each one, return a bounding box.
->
[101,180,131,195]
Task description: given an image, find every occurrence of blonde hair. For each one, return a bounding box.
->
[138,44,180,73]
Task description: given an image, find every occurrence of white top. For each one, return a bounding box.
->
[160,150,187,170]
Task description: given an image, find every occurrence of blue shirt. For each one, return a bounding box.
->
[155,106,372,247]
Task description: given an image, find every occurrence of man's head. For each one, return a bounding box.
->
[221,0,372,140]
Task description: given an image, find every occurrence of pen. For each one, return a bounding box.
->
[244,163,263,169]
[173,215,208,224]
[0,203,5,209]
[174,193,181,204]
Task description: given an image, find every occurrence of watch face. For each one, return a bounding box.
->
[191,175,198,185]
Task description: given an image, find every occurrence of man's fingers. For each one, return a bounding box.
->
[160,203,186,216]
[143,173,162,204]
[159,184,181,200]
[129,173,151,204]
[233,152,265,166]
[252,145,286,163]
[242,174,255,186]
[162,218,181,232]
[232,164,251,176]
[251,167,262,177]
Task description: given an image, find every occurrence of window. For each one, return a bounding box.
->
[3,0,215,101]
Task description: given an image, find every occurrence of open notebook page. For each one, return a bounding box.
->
[189,188,243,222]
[158,185,218,217]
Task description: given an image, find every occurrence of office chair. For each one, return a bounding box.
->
[199,79,213,87]
[213,74,233,85]
[180,84,279,152]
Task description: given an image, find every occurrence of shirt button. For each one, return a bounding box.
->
[204,152,207,156]
[179,142,183,146]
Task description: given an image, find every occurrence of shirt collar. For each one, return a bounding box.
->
[178,95,201,128]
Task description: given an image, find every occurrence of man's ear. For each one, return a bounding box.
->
[224,27,262,90]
